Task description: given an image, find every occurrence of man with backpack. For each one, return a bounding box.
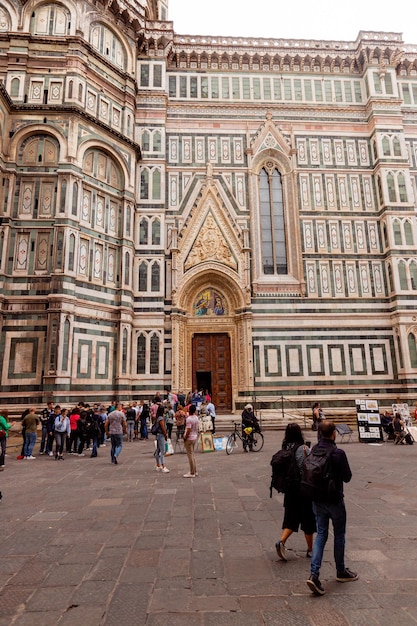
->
[303,420,358,595]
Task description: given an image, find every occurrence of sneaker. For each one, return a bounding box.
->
[114,457,118,465]
[39,452,44,455]
[275,541,287,561]
[48,452,54,457]
[155,466,162,471]
[78,453,85,457]
[307,574,325,595]
[27,456,36,460]
[17,455,24,460]
[183,473,195,478]
[161,467,170,473]
[336,568,358,582]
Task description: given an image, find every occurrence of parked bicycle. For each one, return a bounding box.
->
[226,421,264,454]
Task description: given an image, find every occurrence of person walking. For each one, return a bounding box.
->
[183,404,199,478]
[275,423,316,561]
[105,402,126,465]
[22,407,40,459]
[0,410,15,470]
[125,403,136,442]
[153,404,169,473]
[306,420,358,596]
[206,399,216,434]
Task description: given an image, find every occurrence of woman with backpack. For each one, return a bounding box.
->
[275,423,316,561]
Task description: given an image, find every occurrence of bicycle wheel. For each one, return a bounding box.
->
[226,434,237,455]
[250,431,264,452]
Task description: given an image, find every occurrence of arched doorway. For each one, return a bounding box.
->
[192,332,232,412]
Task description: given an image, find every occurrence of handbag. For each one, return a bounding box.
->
[0,429,6,439]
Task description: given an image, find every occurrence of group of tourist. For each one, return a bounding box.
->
[0,389,216,473]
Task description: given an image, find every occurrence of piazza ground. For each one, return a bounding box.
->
[0,428,416,625]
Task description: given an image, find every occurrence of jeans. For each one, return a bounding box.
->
[110,433,123,462]
[91,435,98,457]
[126,421,135,440]
[140,419,148,439]
[40,425,48,453]
[54,431,66,456]
[155,433,166,466]
[24,432,37,457]
[311,500,347,575]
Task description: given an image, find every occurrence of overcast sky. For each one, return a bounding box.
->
[169,0,416,45]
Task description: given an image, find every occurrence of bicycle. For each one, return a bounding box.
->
[226,421,264,454]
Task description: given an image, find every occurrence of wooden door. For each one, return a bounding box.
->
[192,333,232,412]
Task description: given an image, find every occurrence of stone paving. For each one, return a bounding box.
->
[1,428,417,625]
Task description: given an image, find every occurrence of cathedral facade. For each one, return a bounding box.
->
[1,0,417,412]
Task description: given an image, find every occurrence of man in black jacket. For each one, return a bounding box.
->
[307,420,358,596]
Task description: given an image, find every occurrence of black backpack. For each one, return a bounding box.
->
[300,445,337,502]
[269,444,301,497]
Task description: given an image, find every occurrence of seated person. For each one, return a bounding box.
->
[393,413,405,443]
[380,411,394,439]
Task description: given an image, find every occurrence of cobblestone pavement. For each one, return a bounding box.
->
[1,429,417,625]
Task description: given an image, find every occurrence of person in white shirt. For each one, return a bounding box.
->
[183,405,199,478]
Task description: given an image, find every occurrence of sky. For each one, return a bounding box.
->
[169,0,416,45]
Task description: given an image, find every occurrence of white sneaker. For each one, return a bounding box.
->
[48,452,53,457]
[78,453,85,457]
[155,466,162,471]
[183,473,195,478]
[161,467,170,473]
[27,456,36,460]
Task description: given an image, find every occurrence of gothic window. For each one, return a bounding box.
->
[259,166,287,275]
[68,80,73,98]
[376,176,383,206]
[140,169,149,200]
[398,260,408,290]
[90,23,126,70]
[150,333,159,374]
[151,219,161,245]
[142,131,150,151]
[68,233,75,271]
[137,334,146,374]
[49,319,58,372]
[151,262,160,292]
[140,218,148,244]
[153,131,162,152]
[398,173,407,202]
[59,179,66,213]
[393,220,402,245]
[404,221,414,246]
[31,4,71,36]
[122,328,128,374]
[393,137,401,156]
[140,167,162,201]
[410,261,417,290]
[397,334,404,369]
[138,261,147,291]
[62,318,70,371]
[382,137,390,156]
[124,251,130,285]
[387,173,396,203]
[152,170,161,200]
[387,264,394,292]
[408,332,417,368]
[72,182,78,216]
